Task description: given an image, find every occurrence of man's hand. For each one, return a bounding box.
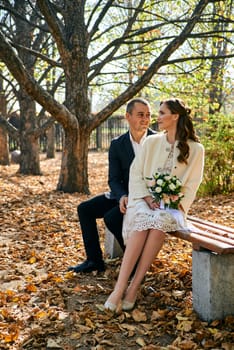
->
[119,195,128,214]
[144,195,160,210]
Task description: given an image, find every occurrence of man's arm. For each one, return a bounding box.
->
[108,139,129,201]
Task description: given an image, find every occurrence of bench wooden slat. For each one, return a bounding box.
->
[190,222,234,239]
[173,229,234,254]
[188,215,234,234]
[190,233,234,254]
[187,223,234,246]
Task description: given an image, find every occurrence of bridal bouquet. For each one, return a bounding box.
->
[146,173,184,209]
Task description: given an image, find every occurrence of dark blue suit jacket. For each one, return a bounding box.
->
[108,129,156,201]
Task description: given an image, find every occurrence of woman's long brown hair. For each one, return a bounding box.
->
[160,98,200,164]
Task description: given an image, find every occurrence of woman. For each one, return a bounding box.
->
[104,98,204,312]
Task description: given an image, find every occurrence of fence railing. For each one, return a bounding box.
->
[89,117,129,150]
[9,117,130,152]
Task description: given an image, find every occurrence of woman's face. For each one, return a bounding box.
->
[157,102,179,132]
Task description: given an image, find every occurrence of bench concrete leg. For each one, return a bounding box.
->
[192,250,234,322]
[104,227,123,259]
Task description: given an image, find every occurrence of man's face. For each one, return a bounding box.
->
[126,102,151,133]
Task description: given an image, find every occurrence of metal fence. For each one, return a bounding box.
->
[89,117,129,150]
[8,116,129,152]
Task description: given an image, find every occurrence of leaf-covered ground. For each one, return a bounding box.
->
[0,152,233,350]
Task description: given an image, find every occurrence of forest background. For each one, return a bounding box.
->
[0,0,233,196]
[0,1,233,349]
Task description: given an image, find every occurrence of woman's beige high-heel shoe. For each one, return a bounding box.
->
[122,299,136,311]
[104,300,118,312]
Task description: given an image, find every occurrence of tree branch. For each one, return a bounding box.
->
[0,115,19,139]
[0,3,49,32]
[36,0,67,58]
[89,0,115,39]
[33,116,55,139]
[88,0,146,82]
[164,53,234,65]
[92,0,211,127]
[10,41,62,68]
[0,29,74,128]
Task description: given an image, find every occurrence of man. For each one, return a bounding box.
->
[68,97,155,273]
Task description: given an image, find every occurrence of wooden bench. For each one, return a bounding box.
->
[105,216,234,322]
[174,215,234,254]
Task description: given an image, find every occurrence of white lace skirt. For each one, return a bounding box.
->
[122,199,188,244]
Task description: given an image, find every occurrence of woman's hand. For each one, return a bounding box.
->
[144,195,160,210]
[119,195,128,214]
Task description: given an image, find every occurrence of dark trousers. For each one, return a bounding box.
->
[77,194,125,264]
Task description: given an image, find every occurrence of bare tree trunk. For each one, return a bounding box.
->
[0,88,9,165]
[209,2,230,114]
[209,56,226,115]
[13,0,41,174]
[46,124,55,159]
[0,126,9,165]
[54,0,91,192]
[19,92,41,175]
[57,124,90,193]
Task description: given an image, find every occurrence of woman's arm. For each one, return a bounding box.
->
[179,142,205,213]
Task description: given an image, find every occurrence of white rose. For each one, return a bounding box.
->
[157,179,163,186]
[169,183,176,191]
[155,186,162,193]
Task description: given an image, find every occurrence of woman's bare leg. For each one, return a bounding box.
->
[124,229,165,303]
[105,230,148,306]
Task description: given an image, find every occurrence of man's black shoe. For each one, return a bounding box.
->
[67,260,105,273]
